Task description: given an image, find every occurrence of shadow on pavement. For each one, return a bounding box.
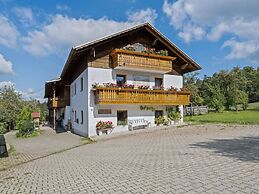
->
[191,136,259,162]
[55,127,67,134]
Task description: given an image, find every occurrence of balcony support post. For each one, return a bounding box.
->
[53,88,56,130]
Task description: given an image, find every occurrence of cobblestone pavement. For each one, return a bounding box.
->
[0,127,83,171]
[0,124,259,193]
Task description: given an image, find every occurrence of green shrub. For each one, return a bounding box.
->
[0,122,7,134]
[168,111,182,121]
[155,116,165,125]
[16,130,38,138]
[16,120,35,138]
[34,122,40,129]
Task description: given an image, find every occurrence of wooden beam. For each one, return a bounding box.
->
[181,63,189,70]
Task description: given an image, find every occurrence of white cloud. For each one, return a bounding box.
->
[22,12,155,56]
[0,53,14,74]
[222,39,259,62]
[19,88,44,101]
[178,23,205,43]
[0,81,15,88]
[163,0,259,61]
[14,7,34,25]
[163,0,259,41]
[56,4,70,12]
[0,81,45,101]
[127,8,157,24]
[0,15,19,47]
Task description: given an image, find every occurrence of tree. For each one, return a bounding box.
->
[16,106,35,137]
[184,72,204,105]
[200,76,225,112]
[16,106,33,130]
[0,86,22,130]
[22,100,48,123]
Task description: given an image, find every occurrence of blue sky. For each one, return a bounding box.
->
[0,0,258,101]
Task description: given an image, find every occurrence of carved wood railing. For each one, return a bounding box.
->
[94,87,190,105]
[111,49,176,73]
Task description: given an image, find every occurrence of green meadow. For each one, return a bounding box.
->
[184,102,259,125]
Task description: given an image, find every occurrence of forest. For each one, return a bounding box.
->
[184,66,259,112]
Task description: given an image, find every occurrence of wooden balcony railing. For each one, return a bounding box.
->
[94,87,190,105]
[111,49,176,73]
[49,98,66,108]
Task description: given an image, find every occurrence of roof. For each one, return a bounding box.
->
[31,112,40,118]
[60,22,201,78]
[44,78,62,98]
[45,78,61,83]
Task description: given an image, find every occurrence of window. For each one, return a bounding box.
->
[80,77,83,92]
[98,109,112,114]
[116,74,126,86]
[74,110,77,122]
[74,83,77,95]
[117,110,128,125]
[71,85,74,96]
[81,111,83,124]
[155,78,163,88]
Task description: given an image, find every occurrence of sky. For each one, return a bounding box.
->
[0,0,259,101]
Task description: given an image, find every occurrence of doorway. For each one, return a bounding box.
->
[155,110,163,118]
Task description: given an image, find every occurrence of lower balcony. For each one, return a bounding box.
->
[93,87,190,105]
[49,98,66,108]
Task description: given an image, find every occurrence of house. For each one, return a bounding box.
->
[31,112,40,123]
[44,23,201,137]
[31,112,40,129]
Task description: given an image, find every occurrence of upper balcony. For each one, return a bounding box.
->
[110,49,176,73]
[93,87,190,106]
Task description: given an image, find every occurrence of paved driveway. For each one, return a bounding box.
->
[0,124,259,193]
[0,126,83,171]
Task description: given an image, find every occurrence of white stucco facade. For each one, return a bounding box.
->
[68,66,184,137]
[70,69,88,136]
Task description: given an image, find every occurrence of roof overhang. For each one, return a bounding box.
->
[44,78,62,98]
[60,22,201,79]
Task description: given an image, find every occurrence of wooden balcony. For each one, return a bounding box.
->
[94,87,190,105]
[49,98,66,108]
[111,49,176,73]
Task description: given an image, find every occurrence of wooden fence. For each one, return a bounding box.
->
[184,106,208,116]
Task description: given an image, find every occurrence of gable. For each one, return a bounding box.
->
[61,23,201,84]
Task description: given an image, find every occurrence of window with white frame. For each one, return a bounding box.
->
[81,111,83,124]
[80,77,83,92]
[74,83,77,95]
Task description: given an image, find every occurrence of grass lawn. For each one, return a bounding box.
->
[184,102,259,125]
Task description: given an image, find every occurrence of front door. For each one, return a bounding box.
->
[155,110,163,118]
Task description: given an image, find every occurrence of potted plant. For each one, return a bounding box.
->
[180,87,188,92]
[142,47,156,54]
[138,85,150,90]
[168,111,182,125]
[155,116,165,126]
[122,84,135,89]
[168,86,178,92]
[156,49,168,56]
[103,83,117,88]
[96,121,114,135]
[152,86,164,90]
[92,82,100,89]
